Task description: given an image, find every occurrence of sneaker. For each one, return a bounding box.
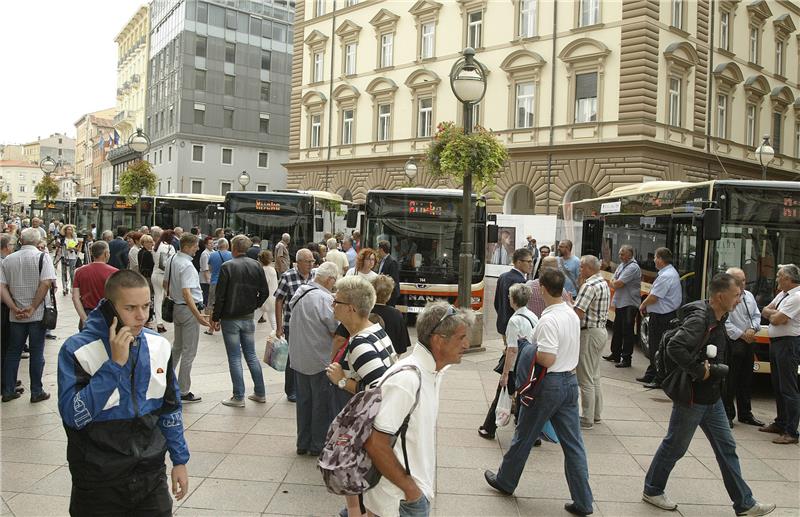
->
[736,502,776,516]
[20,351,30,358]
[580,420,594,430]
[181,392,202,403]
[248,394,267,403]
[642,493,678,511]
[30,392,51,403]
[221,397,245,408]
[593,418,602,424]
[771,434,799,445]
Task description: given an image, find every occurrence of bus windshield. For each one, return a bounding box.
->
[225,193,314,250]
[364,193,485,284]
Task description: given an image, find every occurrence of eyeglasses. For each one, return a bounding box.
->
[332,299,351,306]
[428,305,457,338]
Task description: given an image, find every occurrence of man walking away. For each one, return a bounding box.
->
[557,240,581,298]
[246,236,262,260]
[324,237,349,276]
[605,245,641,368]
[275,248,314,402]
[205,238,231,336]
[376,240,401,306]
[723,267,764,428]
[495,249,533,344]
[637,247,682,388]
[274,233,291,275]
[574,255,610,430]
[364,302,474,517]
[642,273,775,516]
[164,233,210,403]
[760,264,800,444]
[108,226,130,270]
[0,228,57,403]
[58,270,190,515]
[72,241,118,330]
[485,269,593,517]
[212,235,269,408]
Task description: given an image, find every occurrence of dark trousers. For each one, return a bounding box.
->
[3,321,46,397]
[610,306,637,361]
[482,376,516,436]
[769,335,800,438]
[284,327,296,397]
[0,302,9,389]
[295,370,334,453]
[723,338,755,422]
[69,467,172,517]
[644,311,677,381]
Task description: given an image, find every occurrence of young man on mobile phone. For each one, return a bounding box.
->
[57,270,190,516]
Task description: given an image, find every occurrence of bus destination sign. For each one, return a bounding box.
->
[114,200,134,209]
[407,200,448,216]
[256,200,281,211]
[784,196,799,218]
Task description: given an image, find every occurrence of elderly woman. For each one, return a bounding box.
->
[257,250,278,330]
[370,275,411,355]
[137,234,157,328]
[326,275,397,517]
[151,229,176,333]
[345,247,378,281]
[479,283,538,440]
[58,224,82,296]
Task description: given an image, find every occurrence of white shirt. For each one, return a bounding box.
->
[325,248,349,275]
[199,249,211,284]
[0,245,57,322]
[768,285,800,338]
[505,307,538,349]
[345,268,378,282]
[533,301,581,372]
[128,245,140,273]
[364,344,445,517]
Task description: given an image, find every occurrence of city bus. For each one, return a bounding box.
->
[361,188,487,315]
[74,197,99,234]
[98,195,154,234]
[224,190,351,255]
[558,179,800,374]
[30,200,74,225]
[97,194,224,235]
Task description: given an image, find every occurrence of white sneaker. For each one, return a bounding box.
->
[580,420,594,430]
[221,397,245,408]
[642,493,678,511]
[248,394,266,403]
[736,502,776,516]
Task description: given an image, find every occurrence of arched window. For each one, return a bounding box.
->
[503,184,536,214]
[337,188,353,201]
[563,182,598,221]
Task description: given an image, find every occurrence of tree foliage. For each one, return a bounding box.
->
[34,175,60,201]
[119,160,157,204]
[425,121,509,192]
[0,191,9,204]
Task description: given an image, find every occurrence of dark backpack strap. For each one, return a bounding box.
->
[290,286,319,310]
[38,252,56,309]
[377,365,422,476]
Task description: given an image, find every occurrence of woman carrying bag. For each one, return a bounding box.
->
[152,229,176,333]
[58,224,82,296]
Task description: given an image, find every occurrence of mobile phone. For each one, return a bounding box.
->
[99,299,125,333]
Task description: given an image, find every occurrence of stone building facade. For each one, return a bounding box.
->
[286,0,800,215]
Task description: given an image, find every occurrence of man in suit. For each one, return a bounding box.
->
[495,248,534,344]
[246,236,263,260]
[107,226,129,270]
[376,240,400,306]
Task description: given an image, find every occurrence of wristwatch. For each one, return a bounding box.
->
[338,377,347,389]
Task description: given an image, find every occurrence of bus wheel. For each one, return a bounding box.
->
[639,314,651,359]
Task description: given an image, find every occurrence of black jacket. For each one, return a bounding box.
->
[495,268,527,335]
[379,255,401,306]
[212,255,269,321]
[108,238,129,270]
[246,245,262,261]
[667,300,728,405]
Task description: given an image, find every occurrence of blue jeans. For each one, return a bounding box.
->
[221,319,265,400]
[3,321,46,397]
[399,494,430,517]
[645,398,756,514]
[495,372,593,513]
[295,370,333,452]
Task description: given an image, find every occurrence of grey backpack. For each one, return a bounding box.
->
[318,365,421,496]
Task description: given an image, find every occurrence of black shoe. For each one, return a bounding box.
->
[30,392,50,403]
[615,360,632,368]
[15,380,21,387]
[287,394,297,402]
[308,450,321,456]
[181,392,202,403]
[729,419,734,428]
[602,354,620,363]
[1,393,21,402]
[636,375,653,383]
[296,448,308,455]
[739,416,765,427]
[45,333,57,340]
[15,386,24,394]
[478,427,495,440]
[484,470,513,496]
[564,503,593,516]
[534,438,542,447]
[643,382,661,389]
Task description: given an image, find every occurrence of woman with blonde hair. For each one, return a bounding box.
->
[344,248,378,282]
[58,224,82,296]
[257,249,278,331]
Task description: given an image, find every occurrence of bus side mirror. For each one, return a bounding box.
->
[315,218,324,232]
[346,208,358,228]
[487,224,498,243]
[703,208,721,241]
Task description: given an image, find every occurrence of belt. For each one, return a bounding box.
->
[547,371,576,376]
[176,302,205,311]
[771,335,800,341]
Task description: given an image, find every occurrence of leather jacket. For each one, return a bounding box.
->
[212,255,269,321]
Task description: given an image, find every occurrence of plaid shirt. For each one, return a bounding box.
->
[574,273,610,328]
[274,267,311,328]
[0,245,57,322]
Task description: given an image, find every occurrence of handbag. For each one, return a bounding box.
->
[161,256,176,323]
[264,332,289,371]
[38,253,58,329]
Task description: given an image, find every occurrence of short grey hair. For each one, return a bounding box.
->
[315,261,341,281]
[296,248,313,261]
[282,233,290,242]
[580,255,600,271]
[102,230,113,241]
[778,264,800,284]
[216,238,229,250]
[151,226,162,241]
[417,301,475,346]
[540,256,558,269]
[509,283,531,308]
[230,234,251,254]
[91,240,109,259]
[0,234,12,251]
[19,227,40,246]
[334,275,376,318]
[619,244,634,255]
[326,237,338,249]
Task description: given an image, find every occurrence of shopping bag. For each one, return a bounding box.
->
[495,387,513,428]
[264,332,289,371]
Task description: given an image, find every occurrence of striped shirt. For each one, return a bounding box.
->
[574,272,610,328]
[342,323,397,388]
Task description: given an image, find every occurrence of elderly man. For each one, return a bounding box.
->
[274,233,291,275]
[722,268,764,428]
[1,234,19,395]
[526,256,573,318]
[72,241,118,330]
[275,248,315,402]
[364,302,474,517]
[0,228,57,403]
[288,261,340,454]
[212,235,270,407]
[574,255,610,429]
[605,245,642,368]
[760,264,800,445]
[324,237,349,275]
[342,237,357,269]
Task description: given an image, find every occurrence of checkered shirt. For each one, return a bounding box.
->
[274,268,311,328]
[0,245,57,322]
[573,272,610,329]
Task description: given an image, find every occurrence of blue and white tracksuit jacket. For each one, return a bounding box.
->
[57,301,189,486]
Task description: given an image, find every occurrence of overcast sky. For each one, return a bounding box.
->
[0,0,147,144]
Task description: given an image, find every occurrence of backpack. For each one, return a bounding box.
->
[319,364,421,496]
[653,308,715,385]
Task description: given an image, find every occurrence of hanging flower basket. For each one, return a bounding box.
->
[425,121,508,192]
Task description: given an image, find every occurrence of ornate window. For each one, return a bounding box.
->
[366,77,398,148]
[457,0,487,50]
[577,0,599,28]
[671,0,684,30]
[302,91,327,152]
[746,0,772,66]
[712,62,743,140]
[558,38,610,131]
[663,42,699,131]
[405,69,440,145]
[743,74,769,148]
[333,84,360,151]
[304,30,329,85]
[770,86,794,154]
[409,0,442,62]
[335,20,361,78]
[773,14,796,78]
[669,78,682,127]
[517,0,536,39]
[501,50,545,132]
[370,9,399,70]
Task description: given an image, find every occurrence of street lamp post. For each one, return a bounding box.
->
[238,170,250,191]
[404,156,418,185]
[40,156,57,229]
[755,135,775,181]
[449,47,487,310]
[127,128,151,227]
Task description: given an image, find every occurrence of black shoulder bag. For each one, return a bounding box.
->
[38,253,58,329]
[161,256,176,323]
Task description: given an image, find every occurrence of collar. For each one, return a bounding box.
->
[411,342,439,373]
[704,300,728,326]
[542,301,568,315]
[788,285,800,295]
[177,251,192,260]
[311,280,331,293]
[658,264,675,274]
[587,272,603,283]
[20,245,37,251]
[512,267,526,277]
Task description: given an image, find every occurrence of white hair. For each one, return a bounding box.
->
[282,233,290,242]
[19,227,41,246]
[315,261,341,281]
[326,237,338,249]
[296,248,313,261]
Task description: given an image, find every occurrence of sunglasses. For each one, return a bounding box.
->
[428,305,457,337]
[332,299,351,306]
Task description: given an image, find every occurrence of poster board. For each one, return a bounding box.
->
[485,214,557,278]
